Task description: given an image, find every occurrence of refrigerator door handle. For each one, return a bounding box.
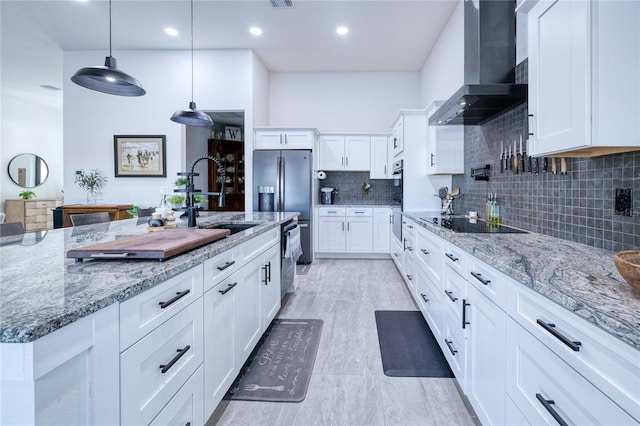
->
[277,156,285,211]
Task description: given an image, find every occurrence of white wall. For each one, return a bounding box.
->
[63,49,255,209]
[419,0,464,108]
[269,72,421,133]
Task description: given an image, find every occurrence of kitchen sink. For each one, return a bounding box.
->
[207,223,259,235]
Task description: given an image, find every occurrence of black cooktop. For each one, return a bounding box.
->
[420,216,527,234]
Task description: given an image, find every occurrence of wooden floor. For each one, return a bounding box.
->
[208,259,478,426]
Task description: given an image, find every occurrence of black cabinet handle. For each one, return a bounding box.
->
[536,393,569,426]
[445,339,457,355]
[445,253,459,262]
[536,319,581,351]
[406,274,414,281]
[216,260,235,271]
[421,293,429,303]
[219,282,237,295]
[470,271,491,285]
[462,299,470,329]
[445,290,458,302]
[267,261,271,282]
[159,345,190,374]
[421,249,429,255]
[158,289,191,309]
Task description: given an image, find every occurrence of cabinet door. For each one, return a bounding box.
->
[370,136,390,179]
[255,130,284,149]
[318,135,345,170]
[234,255,264,364]
[392,118,404,157]
[283,131,314,149]
[426,113,464,175]
[261,244,281,328]
[203,279,236,416]
[372,208,391,253]
[346,217,373,253]
[528,0,590,155]
[466,284,506,426]
[317,216,346,252]
[344,136,371,171]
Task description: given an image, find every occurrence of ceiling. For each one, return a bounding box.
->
[1,0,458,73]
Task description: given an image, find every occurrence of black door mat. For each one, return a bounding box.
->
[375,310,453,378]
[225,319,323,402]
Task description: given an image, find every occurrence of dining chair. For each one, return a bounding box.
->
[0,212,6,224]
[70,212,111,226]
[0,221,25,236]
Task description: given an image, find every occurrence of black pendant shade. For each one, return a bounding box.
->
[171,101,213,127]
[71,56,146,97]
[171,0,212,128]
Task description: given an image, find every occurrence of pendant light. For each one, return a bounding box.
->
[71,0,145,96]
[170,0,213,127]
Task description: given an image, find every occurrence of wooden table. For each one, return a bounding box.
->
[61,204,133,227]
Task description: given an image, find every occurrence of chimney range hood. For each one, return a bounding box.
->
[429,0,526,126]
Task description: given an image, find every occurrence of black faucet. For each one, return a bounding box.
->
[177,155,226,227]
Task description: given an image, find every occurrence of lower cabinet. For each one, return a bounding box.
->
[373,207,392,253]
[317,207,391,255]
[261,243,282,328]
[150,366,204,426]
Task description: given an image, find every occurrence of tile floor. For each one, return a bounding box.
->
[208,259,478,426]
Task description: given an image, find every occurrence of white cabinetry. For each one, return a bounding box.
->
[372,207,391,253]
[370,135,392,179]
[526,0,640,157]
[391,116,404,157]
[255,128,317,150]
[345,208,373,253]
[317,207,346,253]
[425,101,464,175]
[317,135,371,171]
[317,207,390,255]
[260,243,282,327]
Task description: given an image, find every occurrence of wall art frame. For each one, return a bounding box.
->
[114,135,166,177]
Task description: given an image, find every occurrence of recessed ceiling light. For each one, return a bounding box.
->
[336,26,349,36]
[165,27,179,36]
[250,27,263,36]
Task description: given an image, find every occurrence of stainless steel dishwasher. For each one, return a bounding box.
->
[281,219,299,298]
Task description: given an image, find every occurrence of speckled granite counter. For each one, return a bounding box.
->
[0,212,298,343]
[403,211,640,350]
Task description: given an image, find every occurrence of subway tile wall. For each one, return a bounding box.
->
[317,172,399,205]
[452,59,640,252]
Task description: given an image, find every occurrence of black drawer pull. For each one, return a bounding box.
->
[406,274,414,281]
[421,249,429,255]
[420,293,429,303]
[536,319,581,351]
[267,261,271,282]
[470,271,491,285]
[445,253,459,262]
[159,345,191,374]
[536,393,569,426]
[216,260,236,271]
[159,289,191,309]
[462,299,470,329]
[445,339,457,355]
[445,290,458,302]
[219,282,238,295]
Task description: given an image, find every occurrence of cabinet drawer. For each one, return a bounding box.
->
[203,246,240,292]
[442,312,466,390]
[318,207,346,216]
[467,256,507,310]
[241,228,279,262]
[415,228,444,289]
[443,263,467,324]
[346,207,372,217]
[403,251,416,292]
[416,268,443,339]
[120,265,203,351]
[149,365,204,426]
[507,283,640,421]
[121,298,204,426]
[506,319,636,426]
[443,243,466,277]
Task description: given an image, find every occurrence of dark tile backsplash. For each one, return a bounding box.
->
[452,59,640,252]
[318,172,399,205]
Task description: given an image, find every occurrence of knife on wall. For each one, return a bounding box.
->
[513,140,519,174]
[534,157,539,175]
[500,141,504,173]
[508,145,513,171]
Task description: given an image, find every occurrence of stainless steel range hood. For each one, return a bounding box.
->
[429,0,526,126]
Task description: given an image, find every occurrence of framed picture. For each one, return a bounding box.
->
[114,135,166,177]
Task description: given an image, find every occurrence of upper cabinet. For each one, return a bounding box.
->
[317,135,371,171]
[391,117,404,157]
[526,0,640,157]
[254,128,318,150]
[370,135,392,179]
[425,101,464,175]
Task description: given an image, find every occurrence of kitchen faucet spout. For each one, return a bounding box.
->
[180,155,226,227]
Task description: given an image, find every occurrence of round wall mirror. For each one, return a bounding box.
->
[7,153,49,188]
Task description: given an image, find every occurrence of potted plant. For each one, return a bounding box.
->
[193,194,205,209]
[174,177,189,187]
[18,190,36,200]
[167,195,185,209]
[74,169,107,205]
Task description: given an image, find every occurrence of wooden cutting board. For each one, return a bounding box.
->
[67,228,231,262]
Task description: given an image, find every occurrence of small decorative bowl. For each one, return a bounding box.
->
[613,251,640,292]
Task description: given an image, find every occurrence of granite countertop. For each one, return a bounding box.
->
[0,211,298,344]
[403,211,640,350]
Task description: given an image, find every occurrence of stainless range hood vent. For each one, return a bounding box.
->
[429,0,527,126]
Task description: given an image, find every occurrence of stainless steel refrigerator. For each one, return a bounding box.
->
[253,150,313,263]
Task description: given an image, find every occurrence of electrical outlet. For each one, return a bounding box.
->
[615,188,632,216]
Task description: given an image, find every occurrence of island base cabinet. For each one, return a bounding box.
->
[0,304,119,426]
[505,319,636,426]
[261,243,281,328]
[150,365,204,426]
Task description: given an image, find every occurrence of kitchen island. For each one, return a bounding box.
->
[0,211,297,425]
